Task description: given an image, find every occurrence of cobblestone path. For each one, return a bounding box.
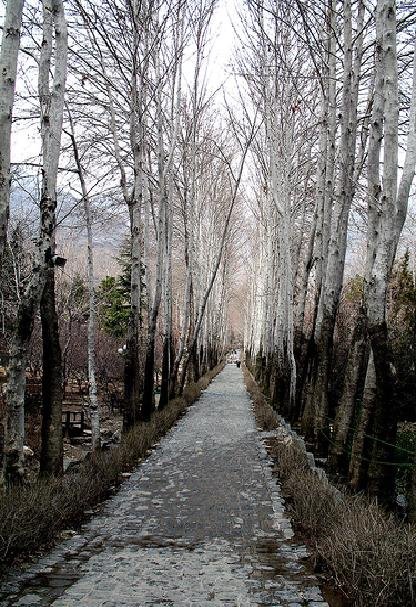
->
[1,365,328,607]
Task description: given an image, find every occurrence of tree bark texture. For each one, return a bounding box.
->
[0,0,24,258]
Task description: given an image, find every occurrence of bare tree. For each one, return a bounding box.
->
[2,0,68,486]
[67,108,101,450]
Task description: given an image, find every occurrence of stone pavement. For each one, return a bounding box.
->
[0,365,328,607]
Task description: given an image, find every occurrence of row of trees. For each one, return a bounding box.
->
[1,0,414,507]
[243,0,415,506]
[0,0,249,486]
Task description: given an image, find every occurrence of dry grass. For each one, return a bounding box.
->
[321,498,415,606]
[243,366,279,431]
[243,364,416,607]
[0,362,224,574]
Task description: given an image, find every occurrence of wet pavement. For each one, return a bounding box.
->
[0,365,328,606]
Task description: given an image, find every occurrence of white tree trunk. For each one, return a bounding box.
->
[0,0,24,257]
[68,110,100,450]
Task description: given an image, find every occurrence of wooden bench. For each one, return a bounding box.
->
[62,406,85,437]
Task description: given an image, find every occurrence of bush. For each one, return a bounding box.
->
[243,364,416,607]
[322,499,414,606]
[0,362,224,574]
[243,368,279,431]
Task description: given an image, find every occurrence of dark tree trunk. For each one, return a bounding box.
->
[301,312,334,455]
[254,348,263,383]
[300,341,318,441]
[160,332,174,409]
[328,309,368,475]
[169,363,179,399]
[272,355,292,419]
[213,344,219,368]
[191,342,200,383]
[293,329,309,423]
[349,324,398,506]
[39,268,63,477]
[141,337,156,421]
[123,323,141,431]
[263,353,273,398]
[298,285,323,430]
[206,344,213,370]
[366,323,397,505]
[261,354,267,388]
[200,343,206,376]
[348,348,376,492]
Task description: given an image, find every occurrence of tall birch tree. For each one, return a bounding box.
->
[2,0,68,486]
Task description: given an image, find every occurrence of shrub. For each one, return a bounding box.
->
[321,499,414,606]
[243,368,279,431]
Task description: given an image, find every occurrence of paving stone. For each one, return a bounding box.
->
[1,366,327,606]
[15,597,42,606]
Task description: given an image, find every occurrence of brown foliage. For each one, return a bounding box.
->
[242,365,279,431]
